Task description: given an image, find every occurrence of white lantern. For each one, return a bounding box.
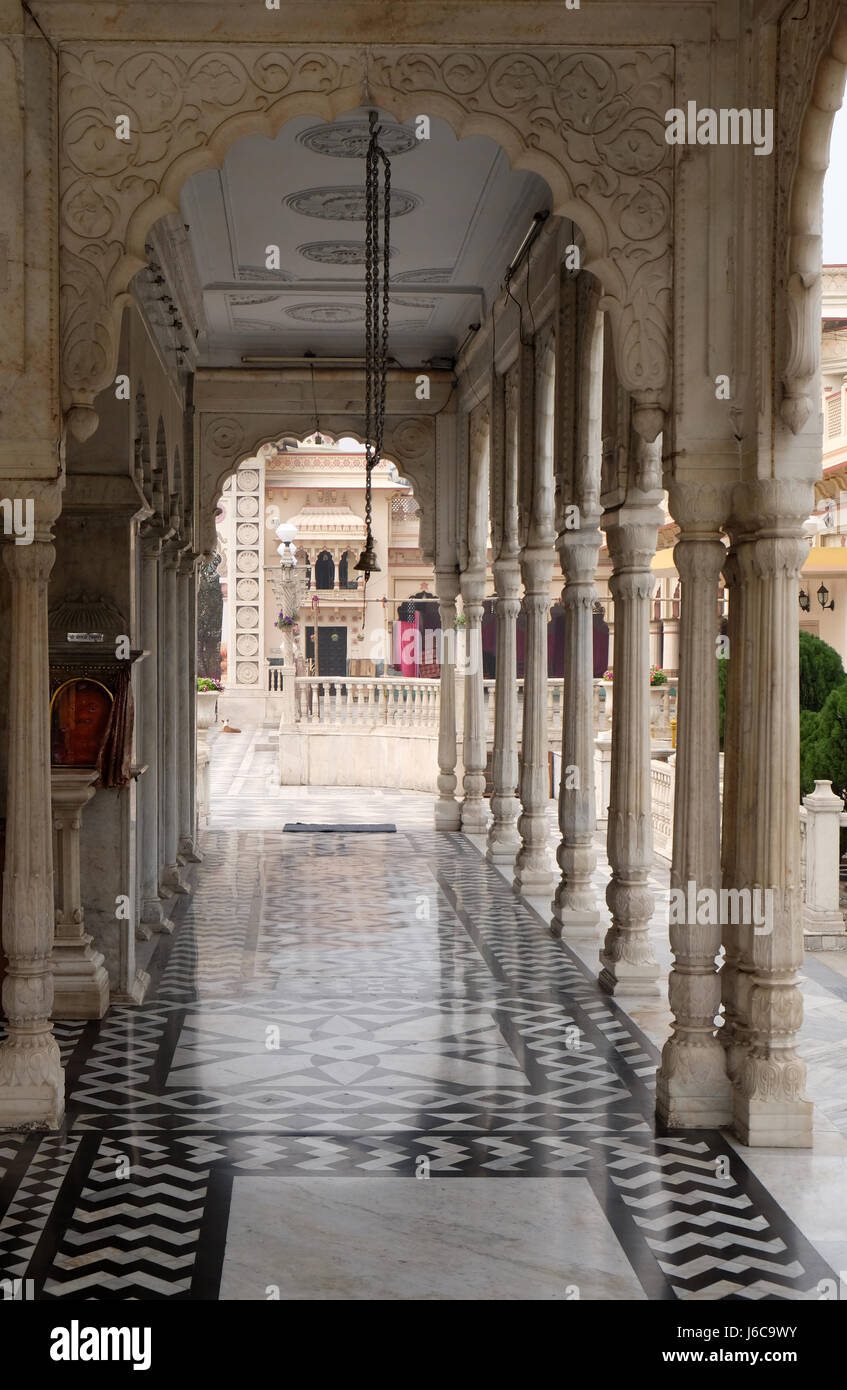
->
[275,520,298,565]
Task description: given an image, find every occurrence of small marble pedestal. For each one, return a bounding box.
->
[51,766,110,1020]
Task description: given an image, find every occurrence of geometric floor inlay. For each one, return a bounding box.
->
[0,749,839,1300]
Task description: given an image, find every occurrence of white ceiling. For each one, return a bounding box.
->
[179,107,550,367]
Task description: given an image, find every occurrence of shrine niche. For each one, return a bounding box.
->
[48,594,142,787]
[50,679,113,768]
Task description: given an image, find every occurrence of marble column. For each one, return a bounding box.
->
[138,528,173,933]
[159,543,188,898]
[719,541,747,1089]
[486,559,521,862]
[656,491,732,1126]
[51,767,110,1019]
[725,482,813,1148]
[177,556,202,864]
[551,515,603,934]
[649,617,663,668]
[187,563,200,852]
[434,569,462,831]
[513,552,556,895]
[459,570,490,833]
[0,536,64,1128]
[662,615,680,675]
[600,501,663,995]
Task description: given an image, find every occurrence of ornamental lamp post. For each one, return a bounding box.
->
[276,520,298,567]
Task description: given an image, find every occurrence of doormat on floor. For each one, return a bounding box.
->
[283,823,397,833]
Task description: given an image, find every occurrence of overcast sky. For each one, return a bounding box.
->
[823,98,847,264]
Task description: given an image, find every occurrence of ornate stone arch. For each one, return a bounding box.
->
[199,416,436,560]
[59,43,674,441]
[780,9,847,434]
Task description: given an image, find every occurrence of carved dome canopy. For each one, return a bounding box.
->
[48,593,127,650]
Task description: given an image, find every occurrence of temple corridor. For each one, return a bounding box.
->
[1,731,846,1302]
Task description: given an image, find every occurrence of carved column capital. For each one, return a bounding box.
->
[2,536,55,587]
[667,479,732,535]
[673,536,727,586]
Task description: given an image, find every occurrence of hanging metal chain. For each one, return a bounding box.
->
[357,109,390,576]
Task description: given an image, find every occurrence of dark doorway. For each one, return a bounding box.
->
[314,550,335,589]
[306,625,348,677]
[338,551,359,589]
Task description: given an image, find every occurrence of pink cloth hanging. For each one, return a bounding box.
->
[394,615,420,676]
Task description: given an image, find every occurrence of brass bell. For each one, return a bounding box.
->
[353,538,381,574]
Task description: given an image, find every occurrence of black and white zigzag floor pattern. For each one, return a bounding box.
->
[0,821,837,1300]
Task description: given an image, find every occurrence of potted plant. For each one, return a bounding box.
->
[196,676,221,730]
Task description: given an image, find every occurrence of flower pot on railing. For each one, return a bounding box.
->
[196,690,219,730]
[649,685,666,725]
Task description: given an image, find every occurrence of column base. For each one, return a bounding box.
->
[550,901,603,938]
[656,1089,734,1129]
[460,799,490,834]
[434,799,462,831]
[486,826,520,863]
[140,895,175,933]
[731,1092,814,1148]
[111,968,152,1006]
[51,935,110,1020]
[599,953,663,997]
[655,1046,733,1128]
[0,1040,64,1129]
[159,866,189,898]
[513,865,557,897]
[179,836,204,864]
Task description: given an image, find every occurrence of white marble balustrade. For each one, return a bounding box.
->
[276,671,672,743]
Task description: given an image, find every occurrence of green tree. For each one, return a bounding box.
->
[799,708,823,796]
[801,683,847,799]
[799,629,845,712]
[197,552,223,680]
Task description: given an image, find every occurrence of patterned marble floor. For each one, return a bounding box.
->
[0,725,844,1300]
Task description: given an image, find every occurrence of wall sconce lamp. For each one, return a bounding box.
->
[799,588,811,612]
[818,582,835,612]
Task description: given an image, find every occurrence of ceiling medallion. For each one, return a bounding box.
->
[298,120,417,159]
[283,303,365,323]
[284,187,420,221]
[297,240,396,267]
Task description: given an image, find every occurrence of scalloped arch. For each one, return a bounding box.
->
[59,43,674,438]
